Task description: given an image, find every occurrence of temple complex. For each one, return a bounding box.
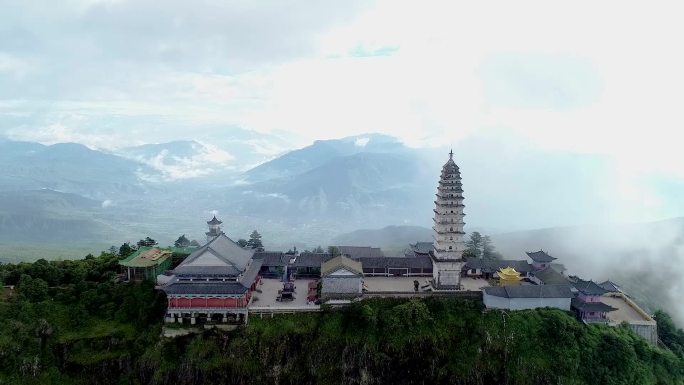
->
[431,150,467,289]
[148,149,657,344]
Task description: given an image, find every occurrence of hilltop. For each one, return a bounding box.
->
[2,252,684,385]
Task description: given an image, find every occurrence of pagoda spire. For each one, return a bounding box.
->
[430,151,466,289]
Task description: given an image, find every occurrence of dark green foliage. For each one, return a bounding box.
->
[236,239,248,248]
[119,242,136,258]
[0,251,166,385]
[1,255,684,385]
[137,237,158,248]
[246,230,264,252]
[466,232,502,260]
[17,274,49,302]
[656,310,684,356]
[465,231,484,258]
[328,246,340,257]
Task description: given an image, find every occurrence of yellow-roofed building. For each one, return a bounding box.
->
[497,267,522,286]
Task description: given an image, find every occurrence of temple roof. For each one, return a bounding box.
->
[410,242,434,255]
[497,267,522,281]
[531,266,569,285]
[119,247,171,268]
[207,216,223,225]
[253,251,286,266]
[464,258,533,274]
[290,253,325,268]
[173,233,254,277]
[359,256,433,269]
[321,255,363,276]
[571,298,617,313]
[526,250,557,263]
[599,280,622,293]
[337,246,384,259]
[483,284,574,299]
[573,279,610,296]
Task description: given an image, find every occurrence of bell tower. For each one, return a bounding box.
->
[431,150,466,289]
[206,216,223,243]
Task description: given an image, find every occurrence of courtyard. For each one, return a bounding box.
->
[250,278,319,309]
[362,276,492,292]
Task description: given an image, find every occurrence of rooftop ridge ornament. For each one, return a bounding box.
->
[449,149,453,159]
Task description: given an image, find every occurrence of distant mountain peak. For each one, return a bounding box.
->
[119,140,235,181]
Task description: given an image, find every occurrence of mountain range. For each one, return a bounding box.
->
[0,132,682,260]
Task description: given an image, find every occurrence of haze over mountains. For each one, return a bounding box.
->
[0,132,682,258]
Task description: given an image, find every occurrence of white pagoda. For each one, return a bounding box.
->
[431,150,466,289]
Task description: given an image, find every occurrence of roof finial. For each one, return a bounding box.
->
[449,149,453,159]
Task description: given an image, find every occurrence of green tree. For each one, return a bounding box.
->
[137,237,158,248]
[328,246,341,257]
[655,310,684,355]
[17,274,48,302]
[174,234,190,248]
[465,232,483,258]
[119,242,136,257]
[246,230,264,252]
[189,240,201,247]
[314,246,325,253]
[237,239,249,248]
[481,235,502,260]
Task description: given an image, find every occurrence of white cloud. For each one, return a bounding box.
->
[354,137,370,147]
[1,0,683,223]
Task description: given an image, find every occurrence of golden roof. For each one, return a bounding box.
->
[497,267,522,281]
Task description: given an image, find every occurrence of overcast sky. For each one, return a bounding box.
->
[1,0,683,224]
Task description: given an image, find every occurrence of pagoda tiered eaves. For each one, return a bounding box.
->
[430,151,467,288]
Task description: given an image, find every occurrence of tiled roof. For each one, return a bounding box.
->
[573,279,610,296]
[531,266,569,285]
[254,252,286,266]
[526,250,557,263]
[206,216,223,225]
[119,246,171,268]
[239,259,263,287]
[483,284,574,299]
[337,246,384,259]
[410,242,434,254]
[290,253,323,268]
[359,256,433,269]
[173,233,255,276]
[599,280,621,292]
[464,258,533,274]
[163,282,247,295]
[571,298,617,313]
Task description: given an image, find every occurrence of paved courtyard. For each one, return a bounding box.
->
[602,295,652,323]
[363,276,492,292]
[363,277,432,292]
[460,277,492,291]
[250,278,318,309]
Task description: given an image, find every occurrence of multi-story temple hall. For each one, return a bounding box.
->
[430,150,467,289]
[159,217,262,324]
